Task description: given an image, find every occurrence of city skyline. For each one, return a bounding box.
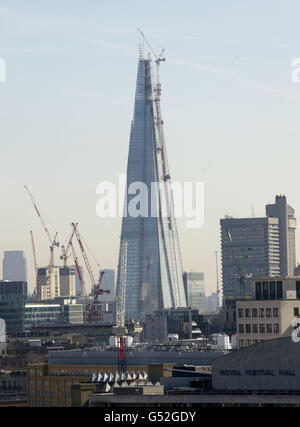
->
[1,1,300,296]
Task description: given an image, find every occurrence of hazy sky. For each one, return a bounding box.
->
[1,0,300,296]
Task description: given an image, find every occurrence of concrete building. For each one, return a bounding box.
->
[3,251,27,283]
[236,277,300,349]
[38,267,60,301]
[183,272,205,312]
[212,336,300,392]
[144,308,192,342]
[205,292,219,313]
[59,267,76,298]
[63,303,83,324]
[220,216,280,299]
[100,269,115,302]
[266,195,296,277]
[0,281,27,336]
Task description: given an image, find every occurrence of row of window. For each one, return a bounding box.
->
[238,323,279,334]
[239,339,264,348]
[238,307,279,318]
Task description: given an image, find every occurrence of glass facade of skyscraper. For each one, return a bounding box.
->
[116,48,186,321]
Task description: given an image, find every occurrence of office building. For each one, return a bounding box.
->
[38,267,60,300]
[116,46,186,321]
[24,303,61,332]
[63,303,83,324]
[3,251,27,282]
[59,267,76,298]
[99,269,115,302]
[144,308,192,342]
[266,195,296,276]
[0,281,27,336]
[205,292,220,313]
[75,266,84,296]
[183,272,205,312]
[236,276,300,349]
[220,216,280,299]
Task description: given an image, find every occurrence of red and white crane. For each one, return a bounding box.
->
[71,222,110,322]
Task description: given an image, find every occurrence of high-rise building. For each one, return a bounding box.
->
[0,281,27,336]
[116,46,186,321]
[220,216,280,299]
[3,251,27,282]
[266,195,296,276]
[74,266,84,296]
[183,272,205,312]
[59,267,76,298]
[205,292,220,313]
[100,269,115,302]
[38,267,60,300]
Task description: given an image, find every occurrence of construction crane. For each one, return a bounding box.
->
[69,241,90,320]
[225,227,251,298]
[60,227,76,267]
[113,240,128,372]
[24,185,59,270]
[70,222,110,322]
[137,29,172,230]
[30,231,40,300]
[215,250,221,309]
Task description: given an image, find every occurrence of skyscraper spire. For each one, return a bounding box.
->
[116,45,187,322]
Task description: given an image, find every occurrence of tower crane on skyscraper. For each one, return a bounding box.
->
[71,222,110,322]
[25,185,59,275]
[113,240,128,372]
[137,29,173,230]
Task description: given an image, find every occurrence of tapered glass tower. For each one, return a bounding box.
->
[116,46,186,321]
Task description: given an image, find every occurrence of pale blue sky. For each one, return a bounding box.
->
[1,0,300,295]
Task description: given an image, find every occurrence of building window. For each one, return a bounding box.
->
[273,308,279,317]
[255,282,262,300]
[276,281,283,299]
[266,308,271,318]
[294,307,299,317]
[238,309,244,318]
[274,324,279,333]
[259,308,265,318]
[266,324,273,333]
[259,324,265,333]
[263,282,269,299]
[246,339,252,347]
[297,281,300,299]
[245,309,251,318]
[269,282,276,300]
[239,340,245,348]
[252,308,258,318]
[252,324,258,333]
[238,324,244,333]
[245,324,251,333]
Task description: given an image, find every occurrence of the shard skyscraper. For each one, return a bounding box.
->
[116,45,187,322]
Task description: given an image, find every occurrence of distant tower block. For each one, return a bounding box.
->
[116,44,186,322]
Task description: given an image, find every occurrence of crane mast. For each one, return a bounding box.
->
[114,240,128,372]
[30,231,40,300]
[24,185,59,270]
[71,222,109,322]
